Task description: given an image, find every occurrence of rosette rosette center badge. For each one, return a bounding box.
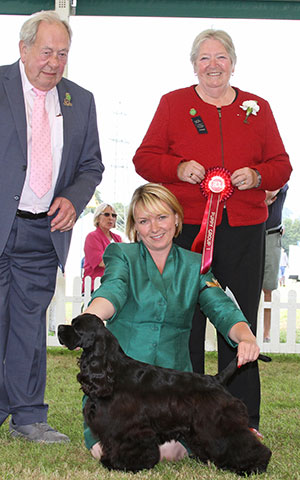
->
[191,167,234,274]
[208,176,226,194]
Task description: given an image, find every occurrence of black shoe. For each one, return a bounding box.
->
[9,419,70,443]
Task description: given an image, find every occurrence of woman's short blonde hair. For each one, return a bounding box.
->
[190,28,237,70]
[93,203,115,227]
[126,183,183,242]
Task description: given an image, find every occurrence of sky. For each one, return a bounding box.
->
[1,13,299,280]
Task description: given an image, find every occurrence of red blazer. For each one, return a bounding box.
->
[133,86,292,226]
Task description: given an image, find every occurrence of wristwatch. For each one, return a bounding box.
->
[253,169,262,188]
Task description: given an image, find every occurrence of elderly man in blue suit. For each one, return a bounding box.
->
[0,11,103,443]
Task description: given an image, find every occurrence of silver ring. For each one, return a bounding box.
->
[240,180,245,185]
[189,173,193,178]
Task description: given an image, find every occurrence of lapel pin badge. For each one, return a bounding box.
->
[63,92,72,107]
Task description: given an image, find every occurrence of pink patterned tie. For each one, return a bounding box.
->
[29,88,52,198]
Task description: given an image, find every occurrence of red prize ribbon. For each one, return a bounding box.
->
[191,167,234,274]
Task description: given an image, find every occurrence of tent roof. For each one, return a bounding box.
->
[1,0,300,20]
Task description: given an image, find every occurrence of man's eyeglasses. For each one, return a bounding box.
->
[101,212,117,218]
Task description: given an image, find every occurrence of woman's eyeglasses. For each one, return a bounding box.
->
[100,212,117,218]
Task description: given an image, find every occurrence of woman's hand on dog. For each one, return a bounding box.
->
[228,322,260,367]
[237,340,260,368]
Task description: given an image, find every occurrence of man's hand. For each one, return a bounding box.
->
[265,190,280,206]
[48,197,76,232]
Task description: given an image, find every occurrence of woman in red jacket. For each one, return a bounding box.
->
[133,29,292,437]
[83,203,122,292]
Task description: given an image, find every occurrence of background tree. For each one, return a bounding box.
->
[113,202,128,234]
[282,218,300,252]
[80,189,103,217]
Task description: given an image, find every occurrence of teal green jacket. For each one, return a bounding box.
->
[83,241,249,449]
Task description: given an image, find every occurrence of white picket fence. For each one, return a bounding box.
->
[47,274,300,354]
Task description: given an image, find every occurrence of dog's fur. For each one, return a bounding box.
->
[58,313,272,475]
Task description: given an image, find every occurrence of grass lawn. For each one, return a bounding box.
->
[0,350,299,480]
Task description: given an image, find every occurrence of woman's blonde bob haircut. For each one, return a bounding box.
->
[190,28,237,70]
[93,203,115,227]
[126,183,183,242]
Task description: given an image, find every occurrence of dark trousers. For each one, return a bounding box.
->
[0,216,58,426]
[174,209,265,429]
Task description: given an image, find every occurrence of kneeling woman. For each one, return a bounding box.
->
[83,183,260,461]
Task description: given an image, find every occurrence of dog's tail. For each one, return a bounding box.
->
[215,354,272,386]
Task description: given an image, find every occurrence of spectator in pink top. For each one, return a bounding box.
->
[83,203,122,291]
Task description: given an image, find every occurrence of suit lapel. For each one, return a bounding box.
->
[57,81,72,180]
[3,62,27,161]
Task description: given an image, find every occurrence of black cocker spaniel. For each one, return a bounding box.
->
[58,313,271,475]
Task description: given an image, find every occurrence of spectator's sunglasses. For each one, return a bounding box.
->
[101,212,117,218]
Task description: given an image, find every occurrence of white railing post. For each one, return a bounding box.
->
[205,320,217,351]
[47,271,66,347]
[72,276,84,318]
[257,292,264,345]
[270,290,281,352]
[83,276,92,310]
[286,290,297,352]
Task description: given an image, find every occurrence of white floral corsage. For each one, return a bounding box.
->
[240,100,260,124]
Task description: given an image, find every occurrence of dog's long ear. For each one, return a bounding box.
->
[77,318,120,399]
